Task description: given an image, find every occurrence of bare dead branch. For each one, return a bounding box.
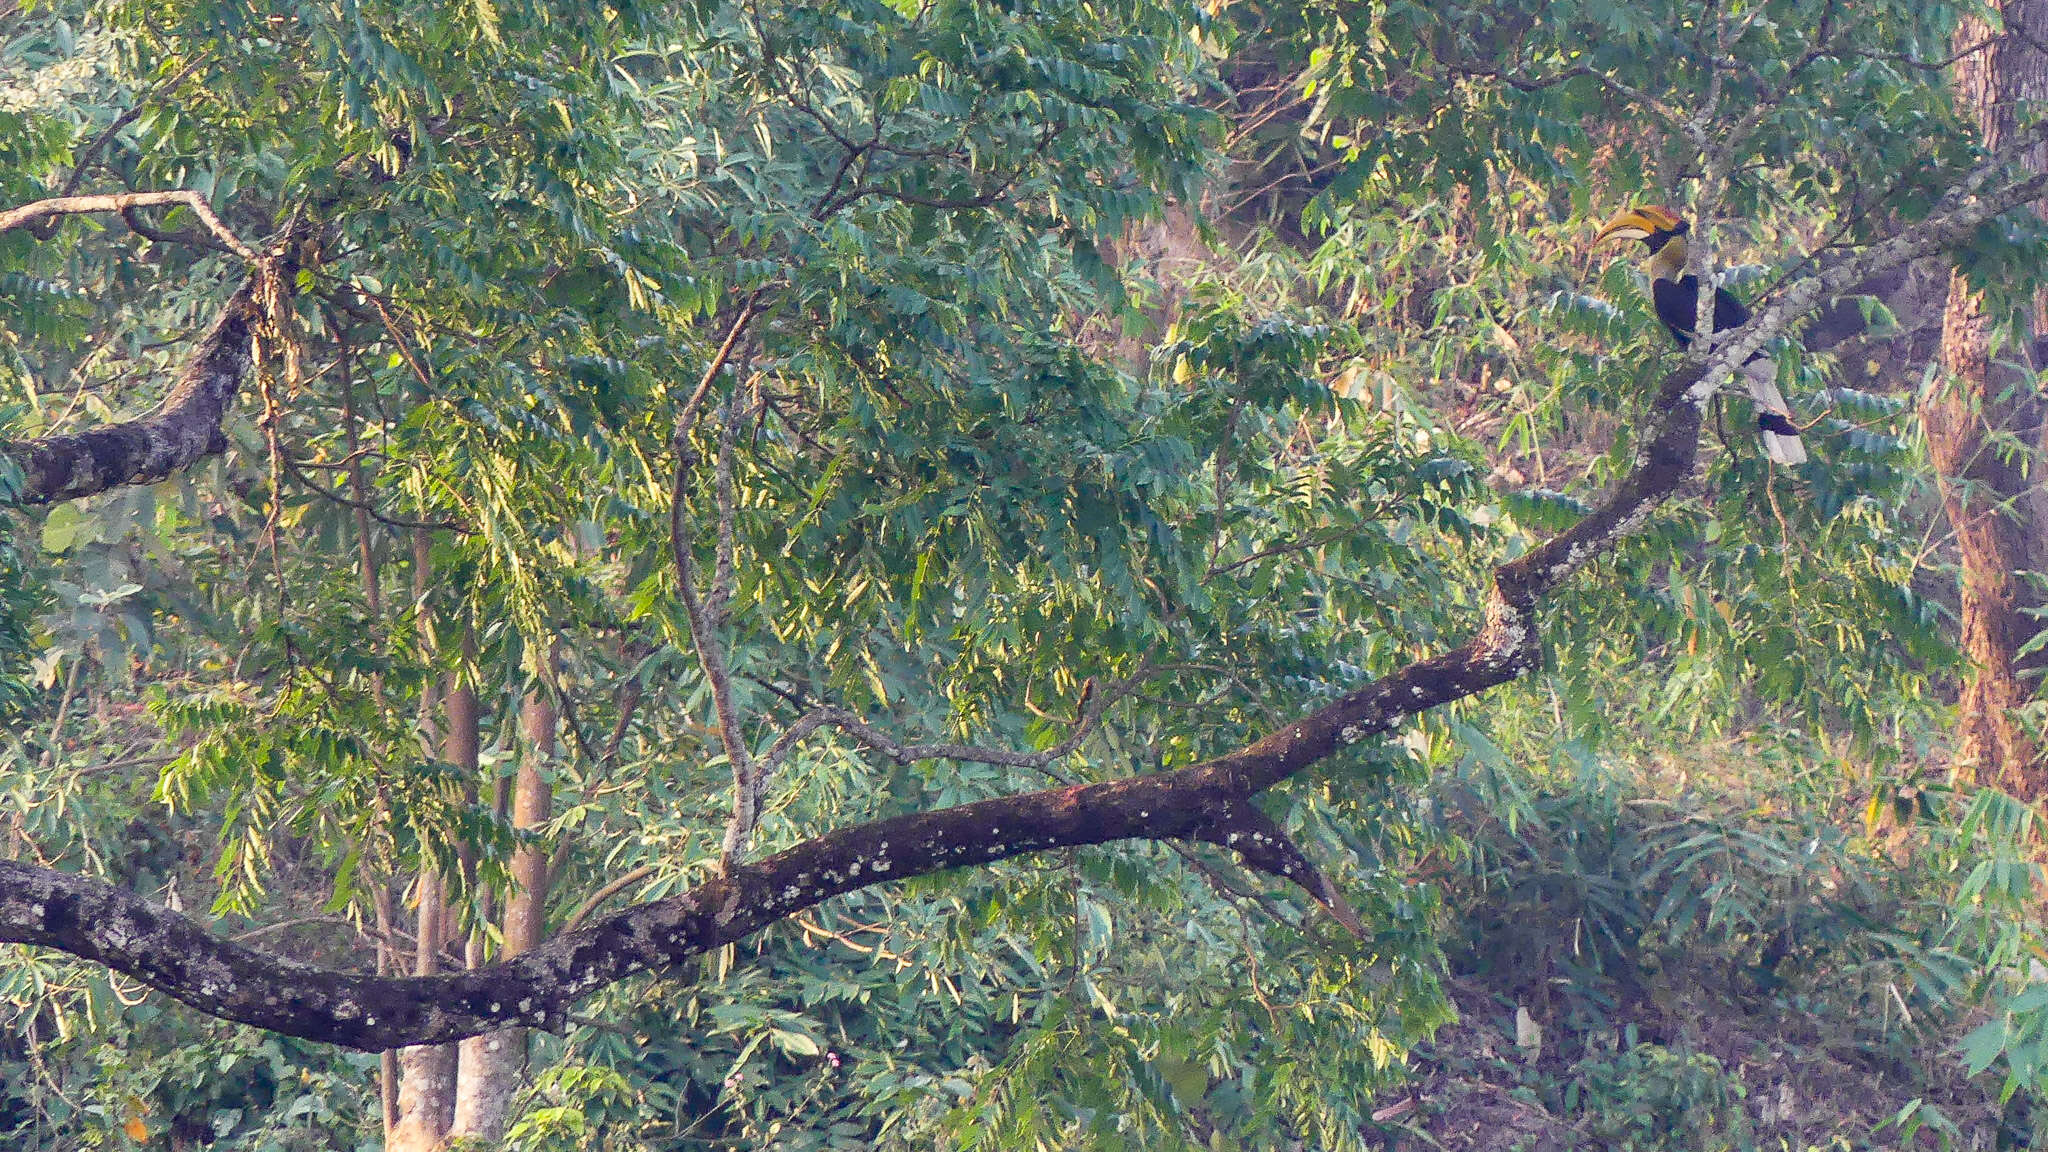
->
[0,191,259,262]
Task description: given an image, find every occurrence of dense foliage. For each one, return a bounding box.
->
[3,0,2047,1147]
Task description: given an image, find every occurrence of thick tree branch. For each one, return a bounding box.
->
[1,283,261,505]
[0,188,304,506]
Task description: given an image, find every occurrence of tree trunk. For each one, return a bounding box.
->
[448,687,555,1141]
[1925,0,2048,796]
[389,669,474,1151]
[373,883,400,1141]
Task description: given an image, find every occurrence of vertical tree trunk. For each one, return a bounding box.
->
[1925,0,2048,796]
[389,602,473,1150]
[342,362,405,1143]
[373,884,400,1141]
[448,686,555,1141]
[389,866,457,1151]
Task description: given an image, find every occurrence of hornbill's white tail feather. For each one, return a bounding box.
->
[1740,359,1807,465]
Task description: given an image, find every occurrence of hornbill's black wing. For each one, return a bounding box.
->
[1650,274,1752,348]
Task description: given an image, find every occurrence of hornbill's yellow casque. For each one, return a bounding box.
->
[1594,205,1807,465]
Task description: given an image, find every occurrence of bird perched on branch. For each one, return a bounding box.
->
[1594,205,1807,465]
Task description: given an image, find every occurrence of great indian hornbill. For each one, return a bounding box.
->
[1594,205,1807,465]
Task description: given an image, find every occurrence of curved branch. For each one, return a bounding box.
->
[0,191,260,261]
[0,710,1451,1051]
[1694,160,2048,402]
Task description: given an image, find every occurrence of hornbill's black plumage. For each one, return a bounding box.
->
[1595,205,1807,465]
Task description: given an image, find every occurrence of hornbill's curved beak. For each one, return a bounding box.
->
[1594,205,1684,245]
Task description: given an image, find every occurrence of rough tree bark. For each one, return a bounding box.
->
[448,690,555,1142]
[1925,0,2048,796]
[0,192,266,507]
[4,133,2048,1054]
[1,286,260,506]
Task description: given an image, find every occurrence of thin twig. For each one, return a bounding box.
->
[279,453,468,532]
[672,302,777,870]
[1167,841,1296,926]
[363,295,438,395]
[231,915,354,942]
[753,666,1156,785]
[678,295,764,434]
[57,54,211,197]
[559,865,656,936]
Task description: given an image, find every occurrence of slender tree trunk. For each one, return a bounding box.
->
[448,686,555,1141]
[341,358,407,1143]
[389,554,472,1152]
[1925,0,2048,796]
[373,884,400,1140]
